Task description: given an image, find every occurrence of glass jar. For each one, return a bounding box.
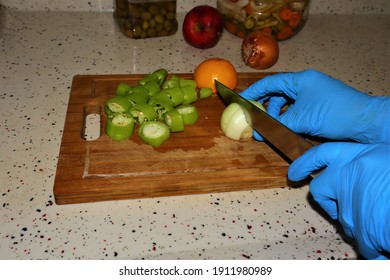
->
[114,0,178,39]
[217,0,310,40]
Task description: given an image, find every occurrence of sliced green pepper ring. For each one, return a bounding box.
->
[138,121,170,147]
[199,87,213,99]
[115,82,132,96]
[105,112,135,141]
[176,104,199,125]
[126,91,149,106]
[104,103,113,117]
[128,86,150,102]
[181,85,198,105]
[164,109,184,132]
[143,81,161,97]
[151,100,174,121]
[148,93,174,107]
[105,96,132,114]
[129,103,158,124]
[179,78,197,90]
[151,68,168,86]
[161,87,184,107]
[137,73,158,86]
[162,77,180,89]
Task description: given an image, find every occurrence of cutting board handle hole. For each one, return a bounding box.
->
[82,105,101,141]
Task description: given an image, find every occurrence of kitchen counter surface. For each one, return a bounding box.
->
[1,6,389,260]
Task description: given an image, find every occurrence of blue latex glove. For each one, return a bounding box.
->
[239,69,390,143]
[289,142,390,260]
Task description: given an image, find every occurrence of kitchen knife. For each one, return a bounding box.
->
[215,80,314,163]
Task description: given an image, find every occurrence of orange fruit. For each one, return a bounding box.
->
[194,58,238,94]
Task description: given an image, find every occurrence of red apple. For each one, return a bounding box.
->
[182,5,224,49]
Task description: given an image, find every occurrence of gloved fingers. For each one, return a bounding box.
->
[288,144,340,219]
[239,72,300,101]
[357,241,388,260]
[266,96,288,118]
[288,144,336,181]
[308,173,338,220]
[288,142,355,220]
[277,105,306,134]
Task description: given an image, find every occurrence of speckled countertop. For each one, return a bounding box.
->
[1,1,389,260]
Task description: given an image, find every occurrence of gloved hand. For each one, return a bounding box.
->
[240,69,390,144]
[289,142,390,260]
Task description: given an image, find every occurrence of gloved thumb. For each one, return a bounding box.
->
[288,143,344,219]
[287,144,333,181]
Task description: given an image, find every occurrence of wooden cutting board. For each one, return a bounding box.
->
[54,73,291,204]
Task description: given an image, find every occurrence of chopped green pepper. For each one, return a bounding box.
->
[138,68,168,86]
[164,109,184,132]
[138,121,170,147]
[115,82,132,96]
[176,104,199,125]
[148,92,174,107]
[150,100,174,121]
[105,112,135,141]
[105,96,132,115]
[151,68,168,86]
[162,75,180,89]
[181,85,198,105]
[138,73,158,86]
[129,103,158,124]
[160,87,184,106]
[179,78,197,90]
[143,81,161,97]
[128,86,150,103]
[126,91,149,106]
[199,87,213,99]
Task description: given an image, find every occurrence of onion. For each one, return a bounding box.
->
[221,101,266,141]
[241,31,279,70]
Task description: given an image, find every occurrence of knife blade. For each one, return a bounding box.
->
[215,80,314,163]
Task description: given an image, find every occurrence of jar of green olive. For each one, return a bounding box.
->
[114,0,178,39]
[217,0,310,40]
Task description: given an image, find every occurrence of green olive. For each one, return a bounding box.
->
[164,20,172,31]
[141,11,151,21]
[149,5,159,15]
[154,14,164,24]
[142,20,149,30]
[115,0,178,39]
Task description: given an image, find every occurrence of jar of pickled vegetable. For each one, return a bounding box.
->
[217,0,310,40]
[114,0,178,39]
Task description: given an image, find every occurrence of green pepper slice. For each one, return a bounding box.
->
[105,96,132,115]
[138,68,168,86]
[176,104,199,125]
[151,68,168,86]
[181,85,198,105]
[138,121,170,147]
[150,100,174,121]
[129,103,158,124]
[126,91,148,106]
[148,92,174,106]
[164,109,184,132]
[138,73,158,86]
[160,87,184,106]
[105,112,135,141]
[179,78,197,90]
[199,87,213,99]
[115,82,132,96]
[143,81,161,97]
[162,76,180,89]
[128,86,150,103]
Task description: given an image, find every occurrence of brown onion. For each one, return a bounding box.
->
[241,31,279,70]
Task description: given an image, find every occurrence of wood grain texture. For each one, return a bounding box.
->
[54,73,290,204]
